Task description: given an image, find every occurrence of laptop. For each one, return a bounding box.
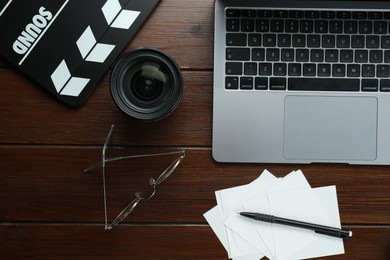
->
[213,0,390,164]
[0,0,159,107]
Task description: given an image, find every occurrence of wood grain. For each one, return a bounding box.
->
[0,225,389,259]
[1,147,390,225]
[0,69,212,146]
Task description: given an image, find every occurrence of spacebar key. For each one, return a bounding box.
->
[288,78,360,91]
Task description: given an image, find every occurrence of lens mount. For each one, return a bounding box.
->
[110,48,183,121]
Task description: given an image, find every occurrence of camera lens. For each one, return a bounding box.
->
[110,48,183,121]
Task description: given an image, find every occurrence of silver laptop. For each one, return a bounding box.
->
[213,0,390,164]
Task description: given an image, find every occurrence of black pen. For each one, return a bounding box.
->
[239,212,352,239]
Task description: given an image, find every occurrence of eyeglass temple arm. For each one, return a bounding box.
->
[84,124,115,173]
[102,124,115,168]
[85,150,185,173]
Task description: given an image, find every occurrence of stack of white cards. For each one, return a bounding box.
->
[204,170,346,260]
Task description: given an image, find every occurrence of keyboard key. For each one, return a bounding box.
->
[340,50,353,63]
[370,50,383,63]
[226,19,240,31]
[225,76,239,89]
[355,50,368,63]
[226,62,242,75]
[270,20,284,32]
[381,36,390,48]
[244,63,257,75]
[292,35,305,47]
[281,49,294,61]
[240,77,254,89]
[255,77,268,90]
[285,20,299,32]
[256,19,269,32]
[322,35,335,48]
[274,63,287,76]
[252,48,265,61]
[226,33,247,46]
[288,63,301,76]
[305,10,320,19]
[226,9,241,17]
[353,11,367,19]
[259,63,272,75]
[380,79,390,92]
[330,21,343,33]
[315,20,328,33]
[362,79,378,92]
[263,34,277,47]
[274,10,288,18]
[362,64,375,77]
[337,35,350,48]
[369,12,383,20]
[332,64,346,77]
[311,49,324,62]
[351,35,365,48]
[303,64,316,76]
[325,50,339,62]
[296,49,309,62]
[241,19,255,32]
[307,35,321,47]
[226,48,250,60]
[248,34,261,46]
[300,20,314,33]
[359,21,373,34]
[278,34,291,47]
[318,64,331,77]
[385,50,390,63]
[344,21,358,34]
[242,10,257,17]
[337,11,351,19]
[321,11,335,19]
[347,64,360,77]
[288,78,360,91]
[266,48,280,61]
[377,65,390,77]
[270,78,287,90]
[366,36,380,48]
[374,21,387,34]
[258,10,272,18]
[289,10,304,18]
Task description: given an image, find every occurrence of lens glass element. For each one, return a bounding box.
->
[131,63,165,102]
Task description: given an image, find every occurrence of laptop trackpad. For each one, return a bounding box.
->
[284,96,377,161]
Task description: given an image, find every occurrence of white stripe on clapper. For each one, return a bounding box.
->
[18,0,70,65]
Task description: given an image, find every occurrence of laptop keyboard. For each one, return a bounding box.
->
[225,8,390,92]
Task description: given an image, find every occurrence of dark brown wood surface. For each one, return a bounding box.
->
[1,0,389,259]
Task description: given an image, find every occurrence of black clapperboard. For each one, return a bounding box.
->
[0,0,160,106]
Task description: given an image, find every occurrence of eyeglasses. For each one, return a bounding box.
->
[84,124,185,230]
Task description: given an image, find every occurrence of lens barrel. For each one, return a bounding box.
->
[110,48,183,121]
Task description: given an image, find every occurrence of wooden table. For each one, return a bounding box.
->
[1,0,389,258]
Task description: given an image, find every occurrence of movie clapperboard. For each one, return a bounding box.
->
[0,0,160,106]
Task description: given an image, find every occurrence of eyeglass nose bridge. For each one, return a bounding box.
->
[135,185,157,201]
